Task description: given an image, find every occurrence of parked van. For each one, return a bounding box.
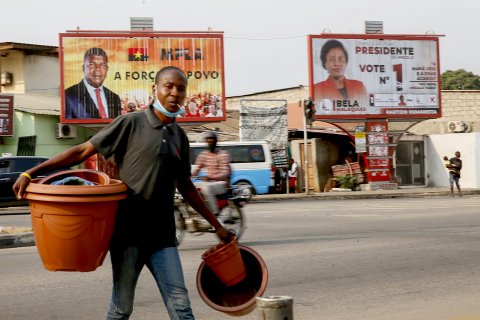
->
[189,141,275,194]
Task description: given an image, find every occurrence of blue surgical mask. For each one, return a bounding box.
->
[153,98,185,118]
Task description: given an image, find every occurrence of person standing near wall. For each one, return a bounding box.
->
[288,159,298,193]
[446,151,462,196]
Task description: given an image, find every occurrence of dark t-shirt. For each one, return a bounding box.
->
[90,106,191,251]
[449,157,462,177]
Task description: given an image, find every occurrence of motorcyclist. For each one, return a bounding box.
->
[192,131,231,215]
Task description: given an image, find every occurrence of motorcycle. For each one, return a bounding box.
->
[174,184,252,244]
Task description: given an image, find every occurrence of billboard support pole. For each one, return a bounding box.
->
[302,100,310,194]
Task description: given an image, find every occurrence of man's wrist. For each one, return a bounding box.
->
[20,172,32,180]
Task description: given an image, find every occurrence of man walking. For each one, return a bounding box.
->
[14,66,234,319]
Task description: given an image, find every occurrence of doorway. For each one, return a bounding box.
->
[396,141,425,185]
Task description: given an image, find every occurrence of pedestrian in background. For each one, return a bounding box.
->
[288,158,298,193]
[446,151,462,196]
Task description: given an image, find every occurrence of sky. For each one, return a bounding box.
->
[1,0,478,96]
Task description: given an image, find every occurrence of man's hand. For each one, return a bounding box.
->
[201,176,209,181]
[13,175,31,200]
[216,226,236,243]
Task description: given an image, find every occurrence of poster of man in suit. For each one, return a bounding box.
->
[60,32,226,124]
[64,47,122,120]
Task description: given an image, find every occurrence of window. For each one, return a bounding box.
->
[190,145,265,164]
[17,136,37,156]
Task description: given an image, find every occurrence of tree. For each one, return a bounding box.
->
[441,69,480,90]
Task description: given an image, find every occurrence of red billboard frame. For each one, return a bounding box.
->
[307,33,442,121]
[59,31,226,125]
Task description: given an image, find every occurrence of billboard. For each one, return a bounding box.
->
[0,95,13,136]
[308,34,441,120]
[60,32,226,124]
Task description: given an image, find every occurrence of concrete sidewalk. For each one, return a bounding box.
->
[253,186,479,201]
[1,187,477,249]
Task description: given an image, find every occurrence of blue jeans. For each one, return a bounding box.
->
[106,246,195,320]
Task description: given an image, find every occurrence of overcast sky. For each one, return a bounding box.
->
[1,0,477,96]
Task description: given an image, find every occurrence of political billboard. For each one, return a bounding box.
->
[308,34,441,120]
[60,31,225,124]
[0,95,13,136]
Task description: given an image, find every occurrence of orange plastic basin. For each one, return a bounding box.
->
[26,170,127,272]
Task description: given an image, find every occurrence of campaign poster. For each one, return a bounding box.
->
[0,95,14,136]
[308,34,441,120]
[60,32,225,124]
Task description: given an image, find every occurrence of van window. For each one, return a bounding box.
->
[189,141,274,194]
[190,145,265,164]
[0,160,9,173]
[12,159,45,172]
[190,148,204,164]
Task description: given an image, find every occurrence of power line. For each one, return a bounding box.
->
[225,35,305,41]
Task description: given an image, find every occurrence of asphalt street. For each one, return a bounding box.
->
[2,196,480,319]
[1,186,478,249]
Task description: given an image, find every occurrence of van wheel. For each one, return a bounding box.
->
[234,181,255,195]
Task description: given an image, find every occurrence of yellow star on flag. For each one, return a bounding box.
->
[133,51,143,60]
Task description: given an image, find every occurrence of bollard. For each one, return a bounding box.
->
[256,295,293,320]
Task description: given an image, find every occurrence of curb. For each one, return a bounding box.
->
[0,232,35,249]
[251,189,480,202]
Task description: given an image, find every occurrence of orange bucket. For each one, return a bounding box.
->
[201,237,247,287]
[25,170,127,272]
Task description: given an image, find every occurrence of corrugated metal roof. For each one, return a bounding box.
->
[182,110,240,142]
[13,94,60,116]
[0,42,58,53]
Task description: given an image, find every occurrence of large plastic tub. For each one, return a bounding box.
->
[26,170,127,272]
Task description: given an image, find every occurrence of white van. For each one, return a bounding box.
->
[189,141,275,194]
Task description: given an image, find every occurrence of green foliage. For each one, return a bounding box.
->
[336,175,356,190]
[441,69,480,90]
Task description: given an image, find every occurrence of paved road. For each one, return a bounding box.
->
[2,196,480,319]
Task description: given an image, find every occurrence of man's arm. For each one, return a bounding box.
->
[176,175,235,242]
[13,141,98,199]
[191,151,206,177]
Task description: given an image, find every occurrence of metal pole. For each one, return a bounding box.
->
[256,296,293,320]
[286,148,289,194]
[303,102,309,195]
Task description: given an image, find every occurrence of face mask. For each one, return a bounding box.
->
[153,97,185,118]
[207,141,217,152]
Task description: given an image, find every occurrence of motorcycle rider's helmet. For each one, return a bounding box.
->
[204,130,218,140]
